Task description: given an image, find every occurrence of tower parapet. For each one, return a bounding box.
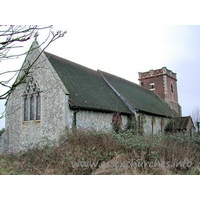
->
[138,67,181,116]
[139,67,177,80]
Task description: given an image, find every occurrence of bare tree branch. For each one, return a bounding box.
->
[0,25,54,60]
[0,25,67,102]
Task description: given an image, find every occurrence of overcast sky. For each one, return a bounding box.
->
[46,25,200,118]
[1,2,200,129]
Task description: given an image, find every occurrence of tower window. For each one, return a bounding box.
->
[171,83,174,93]
[150,83,155,90]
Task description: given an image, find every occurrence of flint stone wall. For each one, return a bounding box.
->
[0,129,9,154]
[0,42,172,155]
[76,110,129,131]
[3,46,68,154]
[141,113,169,135]
[0,45,130,155]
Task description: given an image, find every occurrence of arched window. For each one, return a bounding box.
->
[23,77,41,121]
[171,82,175,101]
[24,96,28,121]
[36,93,41,120]
[171,83,174,93]
[138,114,145,134]
[30,95,34,120]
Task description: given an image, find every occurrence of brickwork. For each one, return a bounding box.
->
[139,67,177,80]
[139,67,181,115]
[139,75,165,100]
[166,76,178,103]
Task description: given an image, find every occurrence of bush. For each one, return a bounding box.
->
[1,129,200,175]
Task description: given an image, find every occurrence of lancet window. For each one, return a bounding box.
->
[23,77,41,121]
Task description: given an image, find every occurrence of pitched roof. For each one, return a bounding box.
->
[44,52,131,114]
[98,70,175,117]
[165,116,192,131]
[44,52,175,117]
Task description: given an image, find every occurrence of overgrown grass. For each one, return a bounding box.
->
[1,130,200,175]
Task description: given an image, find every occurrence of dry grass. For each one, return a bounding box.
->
[1,130,200,175]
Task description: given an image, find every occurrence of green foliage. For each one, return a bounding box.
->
[1,129,200,175]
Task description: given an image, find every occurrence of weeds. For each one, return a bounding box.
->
[0,130,200,175]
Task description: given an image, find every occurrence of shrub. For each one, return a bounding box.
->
[1,129,200,175]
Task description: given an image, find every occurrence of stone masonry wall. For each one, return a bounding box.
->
[136,112,170,135]
[0,128,9,154]
[76,110,129,132]
[3,43,68,154]
[0,42,175,155]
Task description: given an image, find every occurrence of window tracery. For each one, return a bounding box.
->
[23,77,41,121]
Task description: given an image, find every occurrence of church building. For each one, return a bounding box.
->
[138,67,182,116]
[0,41,194,154]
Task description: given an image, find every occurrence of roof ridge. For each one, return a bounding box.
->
[98,69,140,87]
[98,69,175,117]
[98,69,158,94]
[44,51,98,74]
[46,53,131,114]
[97,70,138,113]
[45,53,175,117]
[98,69,173,113]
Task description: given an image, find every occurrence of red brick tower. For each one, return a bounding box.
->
[138,67,182,116]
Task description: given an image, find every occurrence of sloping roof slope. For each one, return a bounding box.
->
[165,116,192,131]
[98,70,175,117]
[44,52,175,117]
[44,52,131,114]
